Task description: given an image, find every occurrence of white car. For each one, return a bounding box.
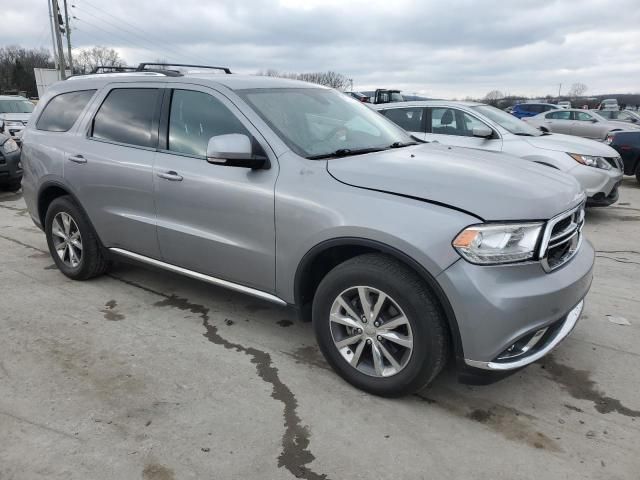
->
[557,101,571,109]
[375,101,623,206]
[0,95,34,141]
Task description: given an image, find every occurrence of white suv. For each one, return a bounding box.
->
[376,101,623,207]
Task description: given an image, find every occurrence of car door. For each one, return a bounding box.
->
[572,111,603,139]
[65,83,164,258]
[380,107,426,140]
[423,107,502,151]
[153,85,278,293]
[541,109,572,133]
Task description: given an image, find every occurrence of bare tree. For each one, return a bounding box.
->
[256,69,350,90]
[73,46,125,74]
[567,82,588,98]
[484,90,505,106]
[0,45,53,97]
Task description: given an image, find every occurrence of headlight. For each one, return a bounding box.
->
[5,120,23,127]
[2,138,19,154]
[452,222,543,265]
[568,153,611,170]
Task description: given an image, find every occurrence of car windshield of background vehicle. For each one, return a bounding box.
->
[471,105,542,136]
[238,88,415,158]
[0,100,34,113]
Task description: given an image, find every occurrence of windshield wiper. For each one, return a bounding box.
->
[389,141,419,148]
[307,147,389,160]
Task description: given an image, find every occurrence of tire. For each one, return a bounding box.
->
[312,253,449,397]
[44,196,108,280]
[2,179,21,192]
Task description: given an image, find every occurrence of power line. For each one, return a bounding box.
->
[72,15,184,63]
[74,0,209,65]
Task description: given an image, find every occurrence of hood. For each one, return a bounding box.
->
[523,133,619,156]
[327,143,584,221]
[0,112,31,123]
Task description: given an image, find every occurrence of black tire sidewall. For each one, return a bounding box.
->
[44,197,99,279]
[313,257,446,397]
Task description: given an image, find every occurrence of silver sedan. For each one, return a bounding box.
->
[524,108,640,140]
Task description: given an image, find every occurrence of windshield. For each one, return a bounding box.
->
[237,88,415,158]
[471,104,543,136]
[0,99,34,114]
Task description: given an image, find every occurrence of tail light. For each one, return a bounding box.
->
[605,134,614,144]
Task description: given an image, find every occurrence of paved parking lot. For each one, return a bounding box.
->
[1,180,639,480]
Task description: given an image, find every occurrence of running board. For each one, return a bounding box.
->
[109,248,287,306]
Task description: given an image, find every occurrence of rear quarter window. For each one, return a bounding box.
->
[36,90,96,132]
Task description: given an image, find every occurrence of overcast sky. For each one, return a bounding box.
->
[3,0,640,98]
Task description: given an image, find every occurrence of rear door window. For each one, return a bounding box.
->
[382,107,425,132]
[546,110,571,120]
[91,88,160,148]
[36,90,96,132]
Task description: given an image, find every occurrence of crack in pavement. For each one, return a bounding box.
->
[0,410,80,441]
[0,230,329,478]
[595,254,640,266]
[109,275,328,480]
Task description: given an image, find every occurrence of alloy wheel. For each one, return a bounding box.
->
[329,286,414,377]
[51,212,83,268]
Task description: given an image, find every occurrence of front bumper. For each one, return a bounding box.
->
[569,163,622,203]
[437,239,594,371]
[0,149,22,184]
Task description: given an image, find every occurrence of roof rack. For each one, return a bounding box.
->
[136,63,232,74]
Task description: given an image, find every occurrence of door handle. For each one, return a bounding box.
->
[68,154,87,164]
[157,171,183,181]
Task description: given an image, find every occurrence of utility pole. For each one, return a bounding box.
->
[63,0,73,72]
[558,83,562,98]
[51,0,67,79]
[48,0,59,69]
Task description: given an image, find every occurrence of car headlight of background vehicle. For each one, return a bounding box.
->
[453,222,543,265]
[568,153,611,170]
[4,120,23,127]
[2,138,19,154]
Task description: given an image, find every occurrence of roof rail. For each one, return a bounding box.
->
[136,63,232,74]
[90,66,138,74]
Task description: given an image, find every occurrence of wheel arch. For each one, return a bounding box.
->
[293,237,464,360]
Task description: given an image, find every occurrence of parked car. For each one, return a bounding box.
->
[376,101,623,206]
[525,108,640,141]
[595,109,640,124]
[0,132,22,191]
[597,99,619,111]
[21,64,593,396]
[606,131,640,183]
[345,91,370,103]
[557,101,572,109]
[0,95,34,141]
[511,103,560,119]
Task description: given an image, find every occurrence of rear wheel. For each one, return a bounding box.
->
[45,196,108,280]
[312,253,449,397]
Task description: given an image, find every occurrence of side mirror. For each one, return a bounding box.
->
[206,134,268,169]
[589,118,598,123]
[472,126,493,138]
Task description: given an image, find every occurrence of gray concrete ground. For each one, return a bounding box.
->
[1,179,639,480]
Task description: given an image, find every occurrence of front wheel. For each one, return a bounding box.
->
[312,254,449,397]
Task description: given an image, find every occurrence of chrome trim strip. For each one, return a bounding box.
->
[538,201,585,272]
[109,248,287,306]
[464,300,584,371]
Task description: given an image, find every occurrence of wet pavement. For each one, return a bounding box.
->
[1,179,639,479]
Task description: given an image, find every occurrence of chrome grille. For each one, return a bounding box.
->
[539,202,585,272]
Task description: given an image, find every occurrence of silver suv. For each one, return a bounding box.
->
[20,64,594,396]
